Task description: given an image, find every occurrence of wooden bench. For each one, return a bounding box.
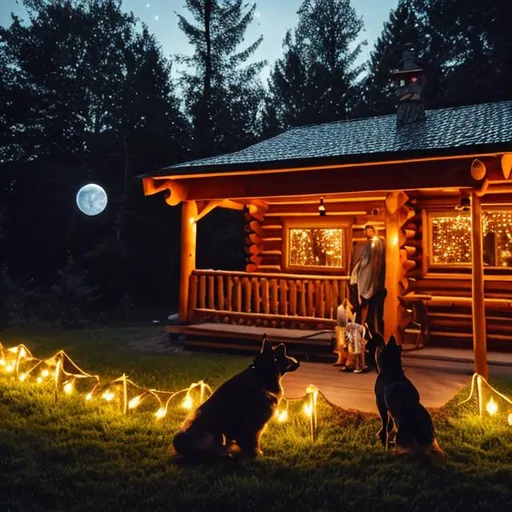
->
[399,292,512,348]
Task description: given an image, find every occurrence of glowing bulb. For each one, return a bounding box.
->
[303,403,312,417]
[102,391,115,402]
[155,407,167,419]
[41,369,49,378]
[0,358,6,366]
[19,373,27,382]
[486,398,498,416]
[5,364,14,373]
[18,347,26,358]
[128,396,142,409]
[85,393,93,401]
[182,396,193,410]
[63,381,74,395]
[36,377,42,384]
[508,413,512,426]
[276,410,288,422]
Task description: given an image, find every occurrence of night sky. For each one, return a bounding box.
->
[1,0,399,80]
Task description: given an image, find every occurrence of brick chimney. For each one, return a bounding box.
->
[391,44,426,128]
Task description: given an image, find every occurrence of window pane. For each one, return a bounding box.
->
[289,228,344,268]
[431,214,472,264]
[430,211,512,267]
[484,211,512,267]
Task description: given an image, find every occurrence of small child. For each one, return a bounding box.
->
[344,321,368,373]
[333,299,353,367]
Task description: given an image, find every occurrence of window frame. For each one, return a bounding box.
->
[281,217,352,275]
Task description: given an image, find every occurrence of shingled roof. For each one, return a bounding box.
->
[148,100,512,178]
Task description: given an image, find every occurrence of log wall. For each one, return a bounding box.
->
[257,198,387,272]
[407,195,512,350]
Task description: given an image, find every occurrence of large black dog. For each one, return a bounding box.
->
[172,335,300,460]
[374,333,445,460]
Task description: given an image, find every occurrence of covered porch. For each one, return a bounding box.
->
[143,151,512,380]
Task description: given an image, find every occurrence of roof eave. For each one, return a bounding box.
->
[137,142,511,180]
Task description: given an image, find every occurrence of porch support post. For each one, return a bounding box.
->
[383,206,401,342]
[180,200,198,323]
[470,190,488,379]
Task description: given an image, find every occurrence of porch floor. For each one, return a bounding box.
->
[281,358,512,413]
[167,322,512,414]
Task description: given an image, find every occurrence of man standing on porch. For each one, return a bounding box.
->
[349,225,386,334]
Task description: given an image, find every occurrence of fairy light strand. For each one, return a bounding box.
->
[289,228,344,268]
[0,342,326,437]
[432,211,512,266]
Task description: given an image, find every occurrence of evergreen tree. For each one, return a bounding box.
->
[364,0,512,112]
[421,0,512,106]
[265,0,365,130]
[176,0,266,157]
[0,0,188,313]
[359,1,420,116]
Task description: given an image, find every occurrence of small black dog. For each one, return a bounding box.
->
[172,335,300,461]
[374,334,445,460]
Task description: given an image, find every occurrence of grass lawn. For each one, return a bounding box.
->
[1,326,512,512]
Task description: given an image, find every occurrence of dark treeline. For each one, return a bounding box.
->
[0,0,510,328]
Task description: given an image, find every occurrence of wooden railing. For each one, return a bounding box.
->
[188,269,350,328]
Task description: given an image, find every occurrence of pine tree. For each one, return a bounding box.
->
[359,1,420,117]
[176,0,266,157]
[0,0,189,313]
[421,0,512,106]
[265,0,365,130]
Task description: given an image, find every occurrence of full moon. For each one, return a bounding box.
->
[76,183,108,216]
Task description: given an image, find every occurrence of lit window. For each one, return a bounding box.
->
[288,228,344,269]
[430,211,512,267]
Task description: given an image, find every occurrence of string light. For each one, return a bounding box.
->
[431,211,512,266]
[486,398,498,416]
[459,373,512,425]
[0,342,338,438]
[289,228,344,268]
[102,390,115,402]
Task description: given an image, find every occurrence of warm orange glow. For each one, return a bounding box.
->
[276,410,288,422]
[182,396,193,410]
[289,228,344,268]
[102,390,115,402]
[154,407,167,419]
[128,395,142,409]
[486,398,498,416]
[63,381,74,395]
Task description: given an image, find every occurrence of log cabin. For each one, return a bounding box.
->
[140,45,512,377]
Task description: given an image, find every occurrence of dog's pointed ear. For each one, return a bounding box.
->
[260,334,272,354]
[387,335,397,346]
[274,343,286,356]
